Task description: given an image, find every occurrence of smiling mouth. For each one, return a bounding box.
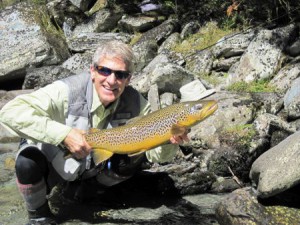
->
[103,86,117,92]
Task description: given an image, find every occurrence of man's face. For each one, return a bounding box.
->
[90,55,131,107]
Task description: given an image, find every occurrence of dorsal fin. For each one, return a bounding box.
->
[126,115,144,124]
[88,128,99,134]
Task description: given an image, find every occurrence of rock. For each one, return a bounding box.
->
[216,187,300,225]
[62,51,94,74]
[283,77,300,119]
[69,0,91,12]
[250,131,300,198]
[136,19,180,45]
[286,38,300,57]
[46,0,87,27]
[212,29,255,58]
[147,84,160,111]
[187,49,214,76]
[253,113,296,147]
[118,15,164,33]
[158,32,182,54]
[270,62,300,93]
[0,2,69,82]
[150,62,194,95]
[23,66,72,89]
[67,32,131,52]
[72,8,122,35]
[228,24,297,84]
[133,40,158,72]
[180,21,201,39]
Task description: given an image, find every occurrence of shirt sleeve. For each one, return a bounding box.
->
[0,81,72,145]
[137,93,179,163]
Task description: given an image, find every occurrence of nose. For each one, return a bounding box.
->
[106,72,117,84]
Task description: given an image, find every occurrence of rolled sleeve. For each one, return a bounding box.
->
[0,81,71,145]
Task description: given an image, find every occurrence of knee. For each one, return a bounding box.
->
[15,148,48,184]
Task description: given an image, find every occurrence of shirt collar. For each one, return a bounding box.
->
[91,84,119,113]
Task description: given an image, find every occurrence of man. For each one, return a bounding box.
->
[0,40,188,225]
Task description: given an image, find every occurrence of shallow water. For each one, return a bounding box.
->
[0,171,225,225]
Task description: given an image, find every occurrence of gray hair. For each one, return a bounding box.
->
[92,40,135,73]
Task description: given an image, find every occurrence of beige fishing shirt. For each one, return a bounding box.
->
[0,80,178,163]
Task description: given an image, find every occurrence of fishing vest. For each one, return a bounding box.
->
[60,72,143,184]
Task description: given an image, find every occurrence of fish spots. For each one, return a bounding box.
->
[85,100,218,153]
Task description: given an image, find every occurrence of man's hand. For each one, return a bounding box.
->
[169,129,190,145]
[63,128,91,159]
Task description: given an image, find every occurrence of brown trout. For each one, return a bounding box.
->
[86,99,218,165]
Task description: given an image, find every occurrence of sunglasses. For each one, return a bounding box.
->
[94,65,130,80]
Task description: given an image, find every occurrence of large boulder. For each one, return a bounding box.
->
[0,2,70,82]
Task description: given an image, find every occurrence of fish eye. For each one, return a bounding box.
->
[191,104,203,111]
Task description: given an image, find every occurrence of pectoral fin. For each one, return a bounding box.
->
[170,124,186,136]
[92,149,114,165]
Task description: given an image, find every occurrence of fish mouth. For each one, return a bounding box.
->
[208,101,218,112]
[202,100,218,117]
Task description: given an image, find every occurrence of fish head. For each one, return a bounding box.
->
[182,100,218,126]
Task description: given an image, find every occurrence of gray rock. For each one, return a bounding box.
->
[46,0,87,27]
[270,62,300,93]
[23,66,72,89]
[136,19,180,45]
[228,24,297,84]
[133,40,158,72]
[284,77,300,119]
[72,8,122,35]
[286,38,300,57]
[118,15,164,33]
[147,84,160,111]
[158,32,182,54]
[186,49,214,75]
[216,187,300,225]
[62,51,93,74]
[67,32,131,52]
[212,30,255,58]
[150,62,194,95]
[250,130,300,198]
[180,21,201,39]
[0,3,69,82]
[69,0,91,11]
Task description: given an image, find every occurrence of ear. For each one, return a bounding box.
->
[125,74,132,86]
[90,65,96,81]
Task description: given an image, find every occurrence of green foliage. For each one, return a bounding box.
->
[221,124,257,149]
[172,21,234,55]
[227,79,277,93]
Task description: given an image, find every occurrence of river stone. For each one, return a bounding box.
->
[250,130,300,198]
[0,3,67,82]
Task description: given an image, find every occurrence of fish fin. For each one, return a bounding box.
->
[92,149,114,165]
[87,141,99,148]
[171,124,186,136]
[126,115,144,124]
[88,128,99,134]
[128,149,148,157]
